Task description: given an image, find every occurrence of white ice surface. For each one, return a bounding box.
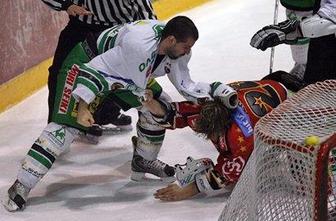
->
[0,0,291,220]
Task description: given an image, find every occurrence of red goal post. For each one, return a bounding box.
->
[219,80,336,221]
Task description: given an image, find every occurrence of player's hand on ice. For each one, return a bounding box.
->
[77,99,95,127]
[250,19,301,51]
[67,4,93,16]
[154,183,199,201]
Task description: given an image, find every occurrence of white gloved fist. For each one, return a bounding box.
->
[210,82,238,109]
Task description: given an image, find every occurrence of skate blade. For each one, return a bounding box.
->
[130,171,176,183]
[2,198,21,212]
[75,135,99,145]
[101,125,133,135]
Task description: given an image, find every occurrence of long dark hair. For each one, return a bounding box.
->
[195,97,232,139]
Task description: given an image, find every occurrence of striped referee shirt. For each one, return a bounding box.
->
[41,0,157,26]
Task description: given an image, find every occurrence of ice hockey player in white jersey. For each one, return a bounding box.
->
[74,16,237,181]
[4,16,237,212]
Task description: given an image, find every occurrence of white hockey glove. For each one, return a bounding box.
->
[175,157,226,194]
[210,82,238,109]
[250,19,302,51]
[175,157,213,187]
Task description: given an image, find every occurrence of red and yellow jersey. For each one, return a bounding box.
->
[168,80,287,184]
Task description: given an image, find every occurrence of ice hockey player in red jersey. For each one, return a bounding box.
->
[146,80,288,201]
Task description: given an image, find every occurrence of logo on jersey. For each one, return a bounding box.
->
[152,24,164,39]
[232,106,253,138]
[222,156,245,182]
[58,65,79,114]
[138,51,156,77]
[217,135,228,152]
[164,62,171,73]
[146,65,152,78]
[243,84,281,118]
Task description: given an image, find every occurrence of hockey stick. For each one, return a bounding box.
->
[269,0,280,74]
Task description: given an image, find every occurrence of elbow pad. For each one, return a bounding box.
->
[300,14,336,38]
[195,166,227,194]
[176,156,232,195]
[210,82,238,109]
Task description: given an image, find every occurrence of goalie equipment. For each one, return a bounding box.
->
[210,82,238,109]
[250,19,301,51]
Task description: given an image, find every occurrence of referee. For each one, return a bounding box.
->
[41,0,157,127]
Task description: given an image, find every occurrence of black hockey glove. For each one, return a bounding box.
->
[250,19,301,51]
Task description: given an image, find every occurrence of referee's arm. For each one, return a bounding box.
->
[41,0,73,11]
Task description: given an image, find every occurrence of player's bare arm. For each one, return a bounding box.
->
[66,4,93,16]
[154,182,199,201]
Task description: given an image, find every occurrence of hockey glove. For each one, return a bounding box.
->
[250,19,302,51]
[175,157,227,194]
[175,157,214,187]
[210,82,238,109]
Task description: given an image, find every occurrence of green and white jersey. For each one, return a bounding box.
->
[73,19,212,104]
[280,0,316,11]
[281,0,336,24]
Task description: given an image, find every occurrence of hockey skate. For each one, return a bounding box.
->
[76,114,132,144]
[101,113,133,135]
[76,125,103,145]
[3,180,30,212]
[130,136,176,183]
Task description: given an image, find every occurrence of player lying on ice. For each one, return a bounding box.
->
[140,80,288,201]
[3,16,237,212]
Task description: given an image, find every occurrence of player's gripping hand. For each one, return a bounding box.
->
[67,4,93,16]
[250,19,301,51]
[77,99,95,127]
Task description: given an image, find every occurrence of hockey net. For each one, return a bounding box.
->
[219,80,336,221]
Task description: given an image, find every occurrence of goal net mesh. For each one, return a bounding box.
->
[219,80,336,221]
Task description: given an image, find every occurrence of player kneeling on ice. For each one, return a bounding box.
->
[142,80,288,201]
[4,16,238,212]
